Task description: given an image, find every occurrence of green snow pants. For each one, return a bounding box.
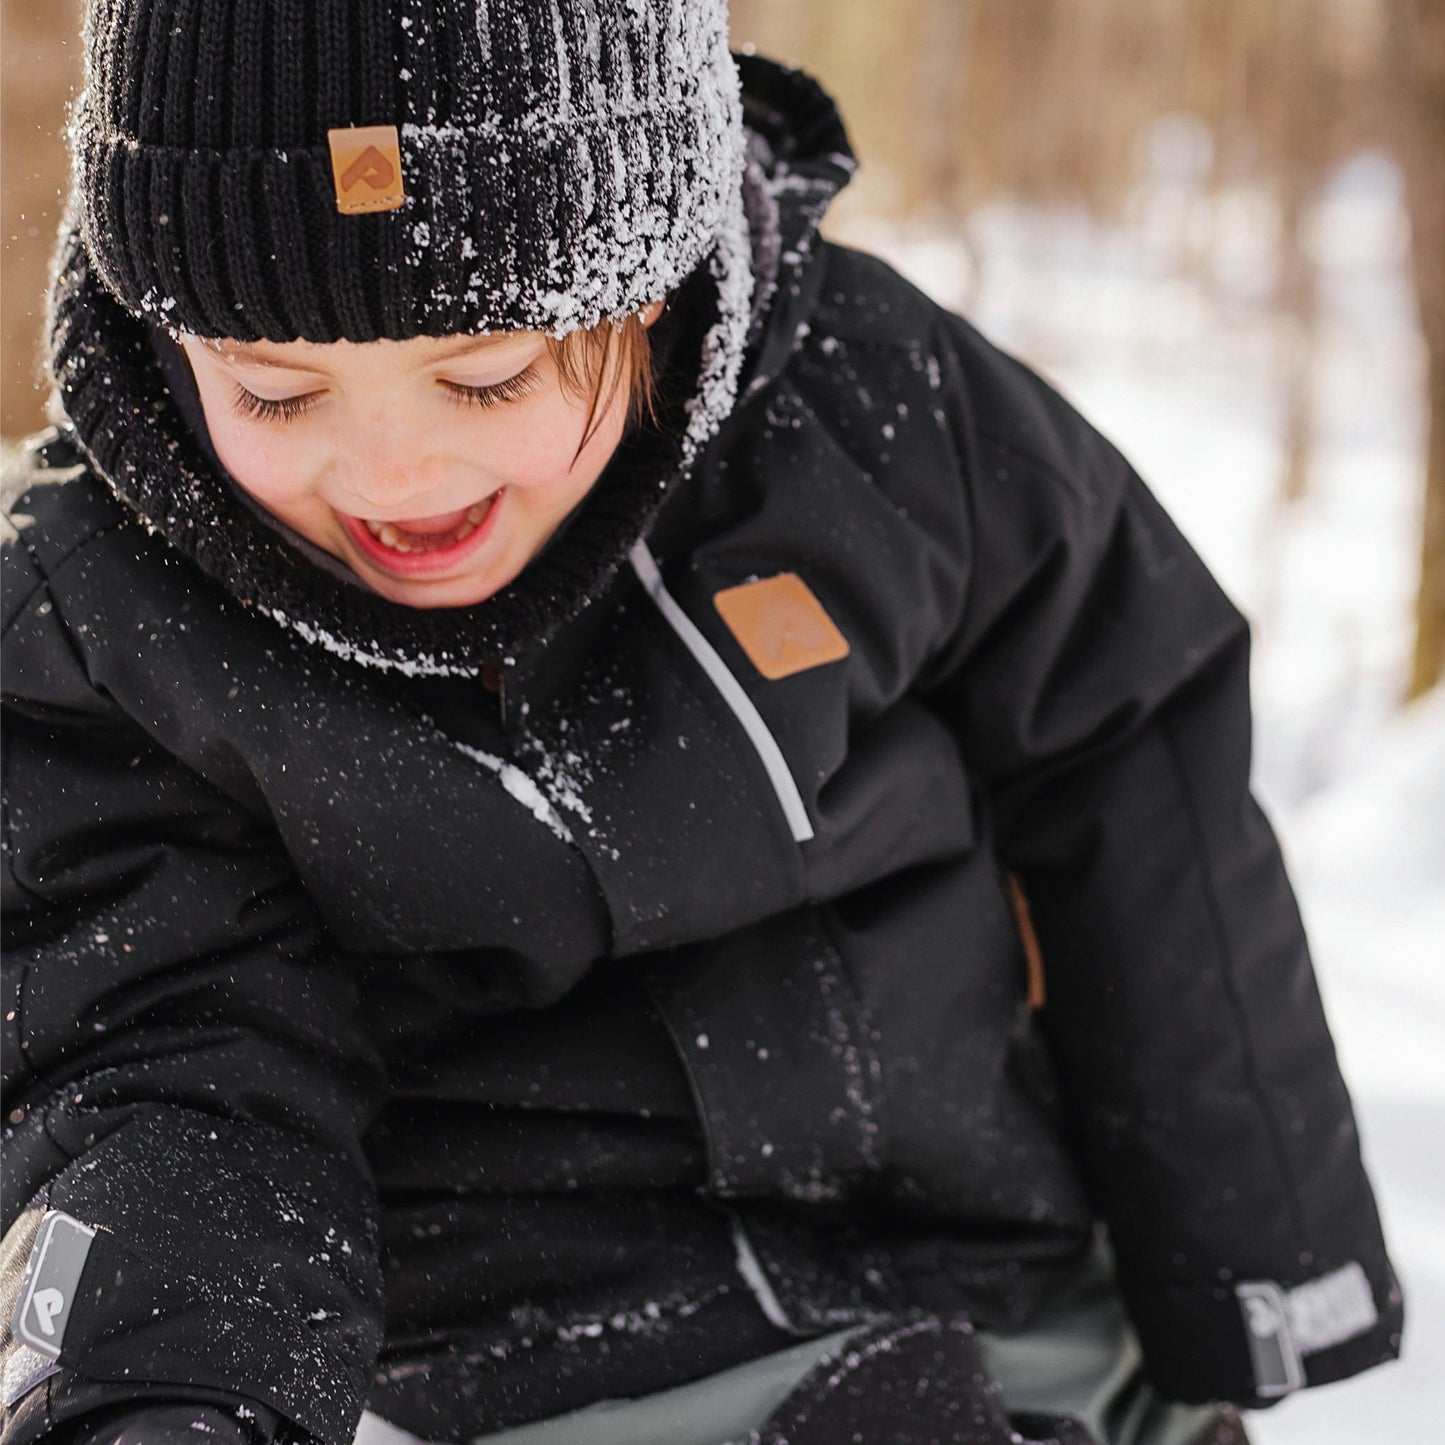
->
[354,1243,1233,1445]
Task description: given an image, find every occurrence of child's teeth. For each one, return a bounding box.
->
[361,497,495,556]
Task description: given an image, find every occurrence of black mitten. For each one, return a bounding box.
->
[1009,1411,1103,1445]
[753,1315,1103,1445]
[63,1404,267,1445]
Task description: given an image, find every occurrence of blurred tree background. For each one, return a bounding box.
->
[2,0,1440,698]
[728,0,1442,701]
[2,0,84,437]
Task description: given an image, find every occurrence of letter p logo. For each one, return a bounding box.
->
[11,1212,96,1361]
[29,1288,65,1336]
[328,126,407,214]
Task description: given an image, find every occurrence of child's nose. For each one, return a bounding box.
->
[342,438,451,512]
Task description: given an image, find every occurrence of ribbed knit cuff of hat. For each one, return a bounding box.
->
[72,0,746,343]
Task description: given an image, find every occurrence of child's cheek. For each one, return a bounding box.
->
[211,419,326,510]
[481,391,595,493]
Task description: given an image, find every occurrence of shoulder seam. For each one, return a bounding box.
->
[804,331,923,357]
[2,522,130,687]
[3,575,52,639]
[807,245,939,356]
[928,313,1108,501]
[975,425,1081,488]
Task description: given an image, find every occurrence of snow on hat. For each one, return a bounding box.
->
[71,0,746,343]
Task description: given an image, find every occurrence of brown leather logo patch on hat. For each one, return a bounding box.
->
[713,573,850,680]
[327,126,406,214]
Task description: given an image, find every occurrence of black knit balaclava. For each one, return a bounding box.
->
[50,0,761,678]
[72,0,746,344]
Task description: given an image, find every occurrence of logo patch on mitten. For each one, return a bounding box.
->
[10,1211,95,1361]
[328,126,407,214]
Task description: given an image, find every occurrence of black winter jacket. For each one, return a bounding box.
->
[1,57,1401,1445]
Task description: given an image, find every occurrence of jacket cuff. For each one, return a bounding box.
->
[6,1394,282,1445]
[3,1209,359,1445]
[1125,1255,1404,1406]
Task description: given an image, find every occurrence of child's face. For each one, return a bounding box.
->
[179,321,646,610]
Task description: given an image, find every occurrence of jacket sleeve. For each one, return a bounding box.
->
[920,315,1403,1406]
[1,521,386,1443]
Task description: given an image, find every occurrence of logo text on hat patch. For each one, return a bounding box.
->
[713,574,850,680]
[328,126,406,214]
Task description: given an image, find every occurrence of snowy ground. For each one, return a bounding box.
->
[840,149,1444,1440]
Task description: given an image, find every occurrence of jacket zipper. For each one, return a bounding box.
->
[628,540,815,844]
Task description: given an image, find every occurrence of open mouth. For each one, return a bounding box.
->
[344,492,503,576]
[361,501,492,554]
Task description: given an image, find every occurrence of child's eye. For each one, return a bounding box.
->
[231,385,323,424]
[440,366,542,410]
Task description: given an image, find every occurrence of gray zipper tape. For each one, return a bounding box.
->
[629,541,815,844]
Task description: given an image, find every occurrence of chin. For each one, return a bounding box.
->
[362,564,519,611]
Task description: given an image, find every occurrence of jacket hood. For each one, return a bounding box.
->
[44,55,855,678]
[733,54,859,396]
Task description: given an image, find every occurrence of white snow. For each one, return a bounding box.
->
[452,740,574,843]
[842,145,1444,1434]
[1247,691,1445,1442]
[730,1214,797,1333]
[260,607,471,678]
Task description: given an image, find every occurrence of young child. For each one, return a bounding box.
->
[0,3,1402,1444]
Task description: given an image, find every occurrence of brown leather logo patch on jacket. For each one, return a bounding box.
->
[327,126,406,214]
[713,573,850,680]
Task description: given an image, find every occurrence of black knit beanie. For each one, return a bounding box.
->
[72,0,746,343]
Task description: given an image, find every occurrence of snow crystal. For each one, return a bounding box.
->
[259,607,475,678]
[677,178,754,471]
[372,1285,737,1387]
[452,741,573,844]
[729,1215,795,1333]
[521,736,595,826]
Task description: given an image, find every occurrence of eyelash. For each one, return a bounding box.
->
[440,367,541,410]
[229,365,542,425]
[230,387,320,424]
